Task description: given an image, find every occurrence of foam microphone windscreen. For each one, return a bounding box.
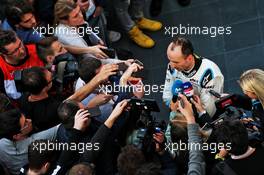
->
[182,82,194,98]
[171,80,183,103]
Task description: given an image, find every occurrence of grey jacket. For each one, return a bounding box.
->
[187,124,206,175]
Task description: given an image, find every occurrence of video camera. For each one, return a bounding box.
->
[13,53,79,94]
[128,98,166,154]
[203,90,264,142]
[52,52,79,85]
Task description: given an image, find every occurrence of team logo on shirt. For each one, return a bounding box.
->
[200,69,213,88]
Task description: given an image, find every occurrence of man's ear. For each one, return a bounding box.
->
[186,54,193,61]
[43,162,50,173]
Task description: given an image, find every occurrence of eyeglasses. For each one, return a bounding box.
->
[5,41,23,56]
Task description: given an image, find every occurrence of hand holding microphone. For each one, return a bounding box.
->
[171,80,183,103]
[170,80,185,109]
[178,94,195,124]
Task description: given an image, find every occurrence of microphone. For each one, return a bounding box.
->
[171,80,183,103]
[182,82,194,99]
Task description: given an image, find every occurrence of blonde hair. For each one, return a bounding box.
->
[239,69,264,108]
[54,0,77,25]
[170,113,208,139]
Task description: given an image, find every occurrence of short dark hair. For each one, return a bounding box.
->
[215,120,249,155]
[78,57,102,83]
[57,100,80,129]
[135,163,162,175]
[22,67,49,95]
[117,145,146,175]
[28,139,58,170]
[171,37,194,57]
[0,29,17,54]
[67,162,95,175]
[0,109,21,139]
[36,37,58,64]
[5,0,34,27]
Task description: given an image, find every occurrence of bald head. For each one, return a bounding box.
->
[166,37,195,72]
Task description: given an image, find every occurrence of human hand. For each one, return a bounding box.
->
[124,59,135,66]
[121,63,143,80]
[104,100,128,128]
[178,94,195,124]
[88,45,108,59]
[94,64,118,83]
[88,93,114,107]
[73,109,90,131]
[170,100,179,112]
[190,95,205,113]
[108,99,128,120]
[153,132,165,153]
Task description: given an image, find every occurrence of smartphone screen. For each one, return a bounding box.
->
[101,48,116,58]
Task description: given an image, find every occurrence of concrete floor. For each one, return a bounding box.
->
[110,0,264,120]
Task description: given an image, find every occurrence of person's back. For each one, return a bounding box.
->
[20,94,61,131]
[220,145,264,175]
[212,120,264,175]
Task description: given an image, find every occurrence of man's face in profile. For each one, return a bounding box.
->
[3,37,26,62]
[167,43,191,72]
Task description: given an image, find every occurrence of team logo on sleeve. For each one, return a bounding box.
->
[200,69,213,88]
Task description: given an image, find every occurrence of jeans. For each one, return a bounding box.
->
[113,0,145,32]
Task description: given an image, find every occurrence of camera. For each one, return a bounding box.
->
[203,91,264,143]
[127,98,166,155]
[53,52,79,82]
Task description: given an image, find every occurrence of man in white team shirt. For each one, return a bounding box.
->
[162,37,224,117]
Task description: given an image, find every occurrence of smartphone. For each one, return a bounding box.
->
[86,107,101,117]
[117,62,128,71]
[154,127,161,133]
[134,59,144,66]
[100,48,116,58]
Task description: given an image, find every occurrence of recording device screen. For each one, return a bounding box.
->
[215,94,237,110]
[128,98,160,112]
